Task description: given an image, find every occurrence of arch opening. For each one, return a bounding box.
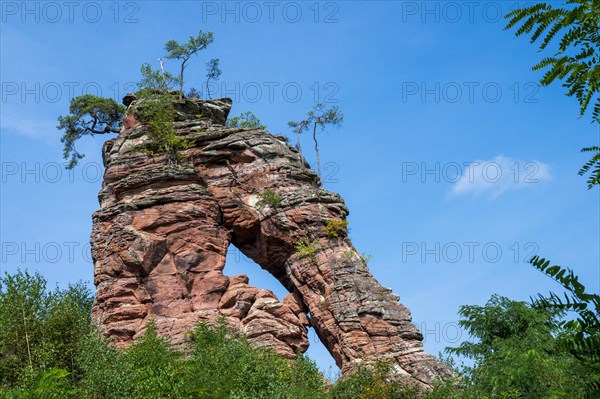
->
[305,324,341,380]
[223,243,289,301]
[223,243,338,376]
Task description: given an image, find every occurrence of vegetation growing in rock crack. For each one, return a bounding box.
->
[140,96,195,165]
[325,219,348,238]
[255,189,282,208]
[342,248,356,261]
[133,66,194,165]
[294,237,320,262]
[340,249,371,267]
[359,253,372,265]
[227,111,267,130]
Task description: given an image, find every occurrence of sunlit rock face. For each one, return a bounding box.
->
[91,95,454,389]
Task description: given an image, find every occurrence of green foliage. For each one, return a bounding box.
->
[164,31,215,60]
[205,58,222,99]
[0,272,92,386]
[287,119,310,153]
[184,320,326,399]
[341,249,371,266]
[74,330,133,399]
[130,90,177,120]
[4,368,75,399]
[56,30,218,170]
[3,269,597,398]
[289,103,344,178]
[329,363,392,399]
[0,271,92,388]
[186,87,200,99]
[133,91,194,165]
[294,237,320,262]
[449,295,558,359]
[145,103,194,164]
[325,219,348,238]
[578,146,600,189]
[130,93,186,161]
[255,189,282,208]
[307,103,345,128]
[505,0,600,122]
[359,253,373,265]
[447,295,590,399]
[125,320,188,398]
[1,271,328,398]
[57,95,125,169]
[505,1,600,188]
[528,256,600,395]
[328,361,425,399]
[137,62,180,93]
[503,5,600,396]
[342,248,356,261]
[164,30,215,100]
[227,111,267,130]
[0,270,47,381]
[35,282,92,373]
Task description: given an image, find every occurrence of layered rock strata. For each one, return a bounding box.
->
[91,95,453,388]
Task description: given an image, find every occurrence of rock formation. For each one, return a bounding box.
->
[91,95,453,389]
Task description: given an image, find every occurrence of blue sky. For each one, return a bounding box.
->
[1,1,599,375]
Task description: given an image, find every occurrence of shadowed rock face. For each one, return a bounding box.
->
[91,96,454,389]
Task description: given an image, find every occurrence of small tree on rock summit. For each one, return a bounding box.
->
[164,30,215,100]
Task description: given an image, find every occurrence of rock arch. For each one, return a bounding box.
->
[91,97,453,388]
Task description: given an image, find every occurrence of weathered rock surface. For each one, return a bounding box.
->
[91,96,454,389]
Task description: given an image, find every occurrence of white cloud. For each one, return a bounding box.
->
[450,155,551,199]
[0,112,57,139]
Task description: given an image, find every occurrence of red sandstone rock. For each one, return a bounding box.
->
[91,95,454,389]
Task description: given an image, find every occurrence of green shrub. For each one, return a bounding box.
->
[255,189,282,208]
[329,361,422,399]
[1,270,595,399]
[342,248,356,261]
[144,106,194,164]
[183,320,326,399]
[446,295,590,399]
[74,331,134,399]
[134,92,195,165]
[341,249,370,265]
[325,220,348,238]
[0,271,92,387]
[137,63,179,93]
[227,111,266,129]
[4,368,75,399]
[360,253,372,265]
[294,238,320,262]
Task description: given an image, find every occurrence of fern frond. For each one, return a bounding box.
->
[577,147,600,188]
[505,0,600,121]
